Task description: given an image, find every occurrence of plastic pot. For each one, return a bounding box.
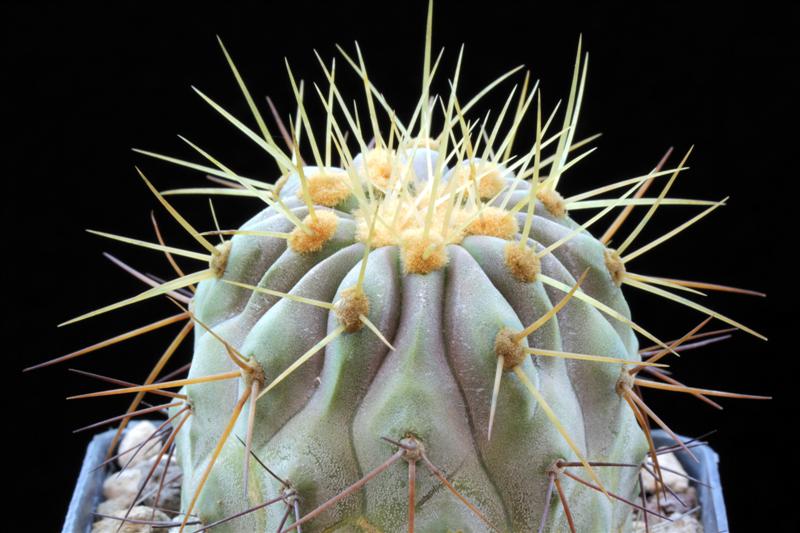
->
[63,424,145,533]
[651,430,728,532]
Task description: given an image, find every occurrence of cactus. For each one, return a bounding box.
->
[31,3,770,532]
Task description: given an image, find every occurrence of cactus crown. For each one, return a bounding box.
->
[32,3,769,532]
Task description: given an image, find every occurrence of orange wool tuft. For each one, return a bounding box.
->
[537,187,567,217]
[451,162,506,200]
[504,242,541,283]
[304,171,352,207]
[288,210,339,253]
[466,207,519,239]
[400,228,448,274]
[360,148,395,190]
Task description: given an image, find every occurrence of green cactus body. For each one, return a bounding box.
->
[170,156,649,531]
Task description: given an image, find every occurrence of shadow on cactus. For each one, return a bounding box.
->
[30,3,770,532]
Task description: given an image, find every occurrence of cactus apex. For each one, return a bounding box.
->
[359,147,395,190]
[303,170,352,207]
[399,228,448,274]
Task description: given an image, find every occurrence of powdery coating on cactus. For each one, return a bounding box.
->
[36,4,772,533]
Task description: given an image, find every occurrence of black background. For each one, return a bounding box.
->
[5,1,795,531]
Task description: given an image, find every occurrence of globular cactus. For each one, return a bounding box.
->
[34,4,769,532]
[173,146,654,532]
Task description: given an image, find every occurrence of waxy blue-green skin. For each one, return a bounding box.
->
[171,166,648,532]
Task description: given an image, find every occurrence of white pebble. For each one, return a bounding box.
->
[91,505,170,532]
[117,421,162,469]
[643,452,690,493]
[96,496,131,516]
[102,468,142,503]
